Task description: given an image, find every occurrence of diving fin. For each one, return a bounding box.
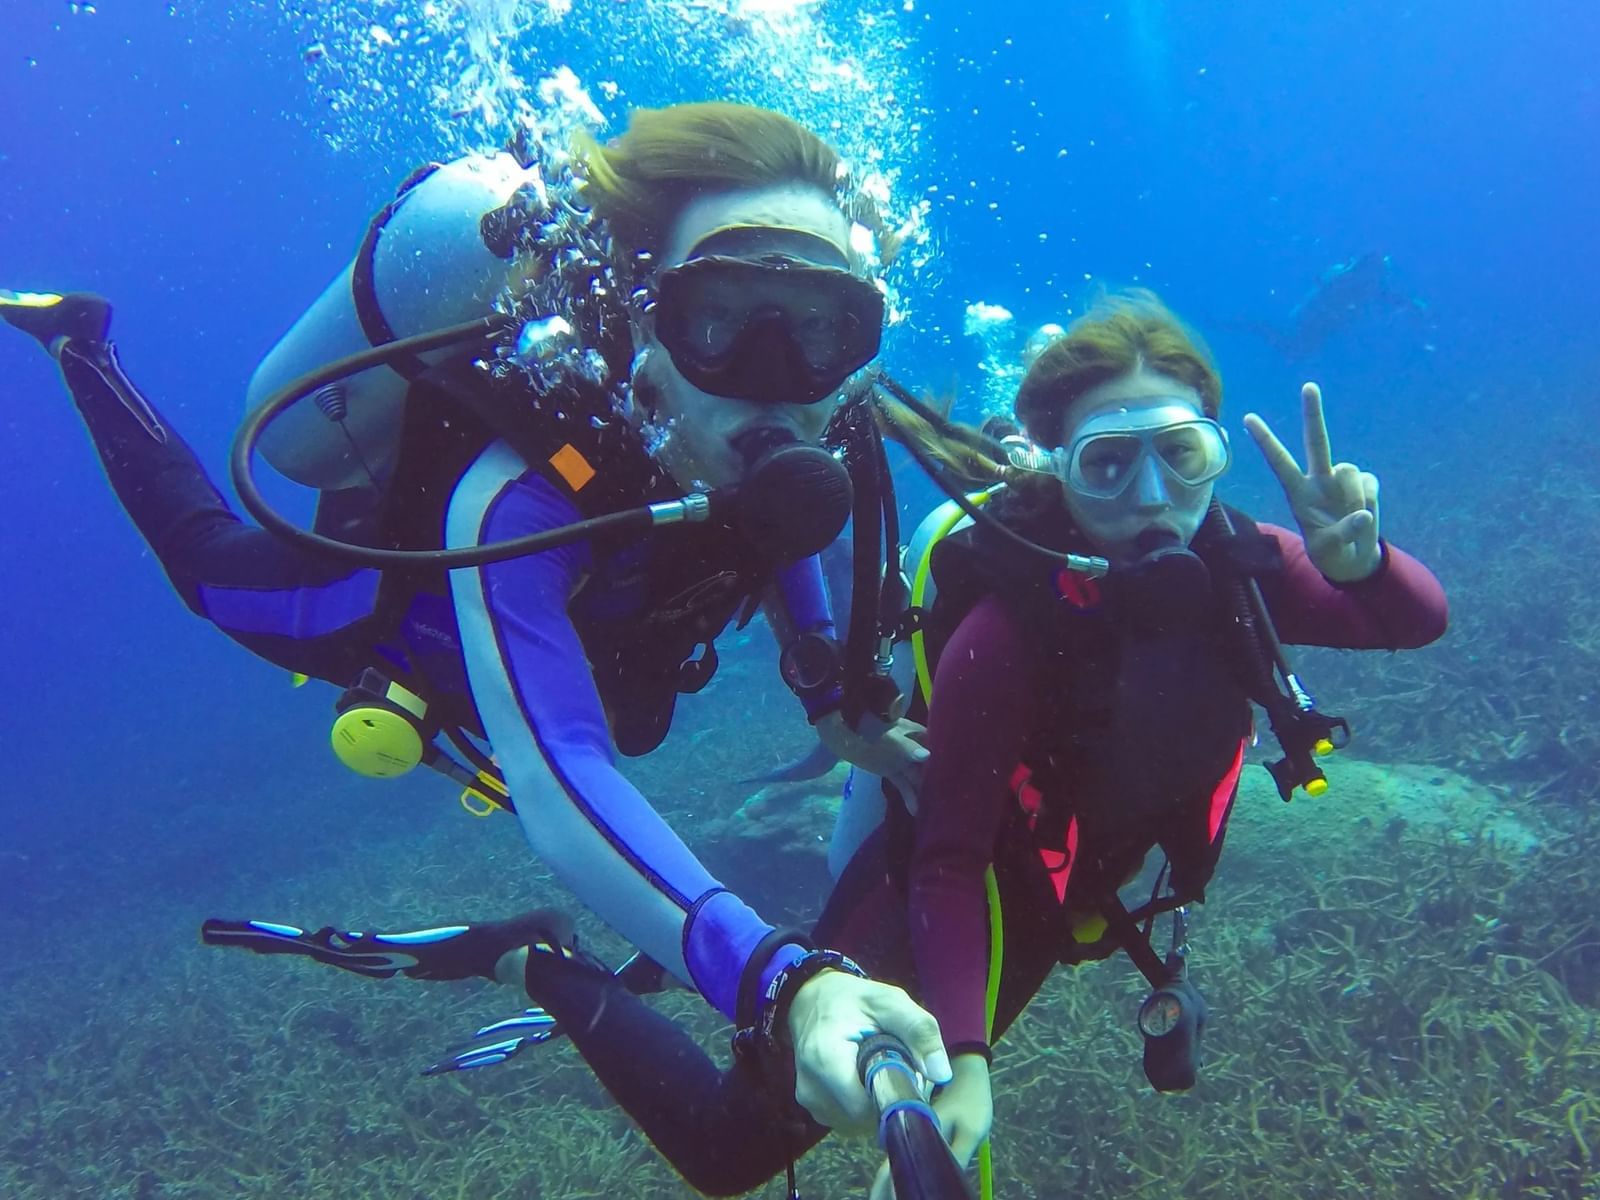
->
[422,1007,563,1075]
[0,288,65,307]
[201,909,578,983]
[0,289,110,350]
[420,950,678,1076]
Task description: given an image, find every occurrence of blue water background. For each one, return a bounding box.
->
[0,0,1595,930]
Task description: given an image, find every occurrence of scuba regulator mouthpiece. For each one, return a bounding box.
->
[724,426,853,563]
[1105,527,1212,635]
[1130,526,1208,583]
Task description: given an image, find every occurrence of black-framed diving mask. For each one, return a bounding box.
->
[652,227,886,407]
[1053,402,1231,503]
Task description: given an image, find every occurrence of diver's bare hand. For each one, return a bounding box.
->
[815,712,929,810]
[788,971,950,1135]
[1243,382,1382,583]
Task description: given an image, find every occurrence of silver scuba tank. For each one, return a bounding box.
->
[245,153,541,491]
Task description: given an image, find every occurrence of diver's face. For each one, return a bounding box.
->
[637,184,859,488]
[1057,369,1222,563]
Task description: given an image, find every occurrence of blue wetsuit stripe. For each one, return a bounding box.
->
[196,569,383,638]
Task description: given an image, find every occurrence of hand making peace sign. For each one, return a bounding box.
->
[1242,383,1383,583]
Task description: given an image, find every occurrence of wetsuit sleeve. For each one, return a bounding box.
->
[57,338,384,680]
[908,596,1035,1054]
[446,442,803,1021]
[1257,523,1448,650]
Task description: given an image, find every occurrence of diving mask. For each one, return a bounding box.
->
[653,228,885,407]
[1055,402,1230,502]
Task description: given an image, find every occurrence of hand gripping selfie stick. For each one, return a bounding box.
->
[857,1035,976,1200]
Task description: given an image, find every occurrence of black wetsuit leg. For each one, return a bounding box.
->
[56,338,381,682]
[515,830,1062,1195]
[523,951,827,1197]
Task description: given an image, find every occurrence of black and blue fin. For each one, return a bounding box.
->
[421,1008,563,1075]
[200,910,574,982]
[199,918,432,979]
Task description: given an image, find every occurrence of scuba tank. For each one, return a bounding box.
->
[245,153,542,491]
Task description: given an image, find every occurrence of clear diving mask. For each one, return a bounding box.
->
[1054,401,1231,502]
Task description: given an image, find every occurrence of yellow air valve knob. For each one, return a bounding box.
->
[1070,912,1109,943]
[1304,776,1329,798]
[331,707,424,778]
[1314,738,1335,755]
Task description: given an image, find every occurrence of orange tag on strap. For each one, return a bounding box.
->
[548,443,596,492]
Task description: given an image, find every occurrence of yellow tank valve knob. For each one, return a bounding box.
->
[1314,738,1335,756]
[1070,912,1108,943]
[1304,776,1329,797]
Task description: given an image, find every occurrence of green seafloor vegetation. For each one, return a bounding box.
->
[3,418,1599,1200]
[3,755,1595,1199]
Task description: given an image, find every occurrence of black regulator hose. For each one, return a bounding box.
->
[869,371,1109,578]
[843,404,886,712]
[873,419,907,625]
[230,317,723,571]
[858,1034,975,1200]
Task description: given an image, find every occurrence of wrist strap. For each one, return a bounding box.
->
[734,926,812,1034]
[733,948,867,1076]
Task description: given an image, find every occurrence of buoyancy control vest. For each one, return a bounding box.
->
[352,355,778,759]
[900,489,1289,963]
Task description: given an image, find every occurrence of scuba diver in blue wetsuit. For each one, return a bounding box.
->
[2,101,949,1137]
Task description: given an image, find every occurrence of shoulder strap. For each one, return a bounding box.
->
[407,362,661,521]
[1198,501,1351,799]
[350,163,444,381]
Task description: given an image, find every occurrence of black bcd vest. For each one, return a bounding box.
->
[900,491,1286,959]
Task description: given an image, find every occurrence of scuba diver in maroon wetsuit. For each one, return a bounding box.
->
[197,292,1445,1198]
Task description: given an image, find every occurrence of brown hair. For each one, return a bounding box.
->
[874,291,1221,507]
[1014,289,1222,447]
[874,393,1062,506]
[575,102,845,262]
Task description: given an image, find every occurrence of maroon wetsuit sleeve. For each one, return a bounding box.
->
[1257,523,1448,649]
[909,596,1036,1053]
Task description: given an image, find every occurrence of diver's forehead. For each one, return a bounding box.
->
[665,184,851,268]
[1065,369,1204,437]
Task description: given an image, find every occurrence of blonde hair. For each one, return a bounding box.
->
[575,102,845,262]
